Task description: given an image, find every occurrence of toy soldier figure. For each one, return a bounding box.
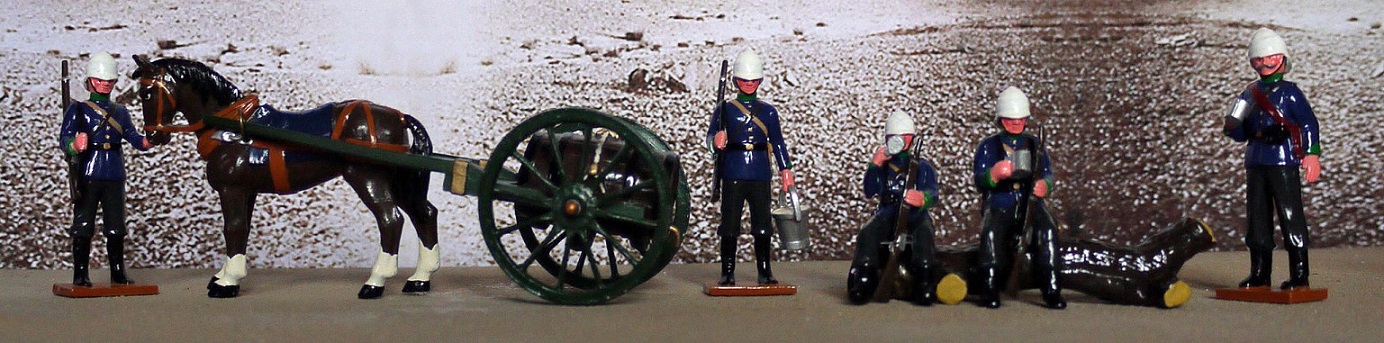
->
[971,87,1065,309]
[1223,28,1321,291]
[707,50,795,286]
[58,52,153,287]
[847,111,940,305]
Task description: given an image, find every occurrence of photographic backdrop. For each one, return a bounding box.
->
[2,0,1381,269]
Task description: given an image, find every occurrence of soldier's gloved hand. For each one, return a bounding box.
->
[871,146,889,167]
[713,131,728,150]
[781,169,795,193]
[1258,124,1289,142]
[904,189,927,208]
[1033,179,1049,198]
[1302,155,1321,184]
[73,133,89,153]
[989,160,1013,181]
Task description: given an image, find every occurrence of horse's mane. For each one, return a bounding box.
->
[138,58,242,106]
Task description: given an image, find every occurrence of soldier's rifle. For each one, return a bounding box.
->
[1006,121,1045,294]
[710,60,729,202]
[61,59,83,204]
[873,132,927,302]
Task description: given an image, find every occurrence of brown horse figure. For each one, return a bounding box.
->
[130,56,440,299]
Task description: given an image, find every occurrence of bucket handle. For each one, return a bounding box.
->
[778,185,804,222]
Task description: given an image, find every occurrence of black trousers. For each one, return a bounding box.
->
[1246,167,1309,251]
[852,206,936,272]
[977,203,1060,293]
[718,180,772,238]
[70,179,127,239]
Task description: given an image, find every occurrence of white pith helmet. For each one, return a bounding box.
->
[87,52,118,80]
[733,50,764,80]
[1247,28,1291,73]
[995,86,1031,119]
[885,110,915,135]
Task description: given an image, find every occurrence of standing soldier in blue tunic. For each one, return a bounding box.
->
[707,50,795,286]
[58,52,153,287]
[847,111,941,305]
[1223,28,1322,291]
[971,87,1065,309]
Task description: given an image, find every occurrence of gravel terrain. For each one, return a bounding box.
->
[2,0,1380,269]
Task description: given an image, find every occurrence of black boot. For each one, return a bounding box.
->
[1042,291,1067,309]
[754,237,777,284]
[977,266,1001,309]
[1281,247,1310,290]
[1238,249,1272,288]
[718,236,735,286]
[1034,258,1066,309]
[71,237,92,287]
[847,264,879,304]
[718,260,735,286]
[910,265,936,306]
[107,235,134,284]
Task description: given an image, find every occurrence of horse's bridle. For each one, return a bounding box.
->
[139,69,205,134]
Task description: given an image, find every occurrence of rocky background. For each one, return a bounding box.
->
[2,0,1381,270]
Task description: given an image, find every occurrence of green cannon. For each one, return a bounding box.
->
[202,108,690,305]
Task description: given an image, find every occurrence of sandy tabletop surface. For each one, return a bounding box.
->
[2,247,1381,342]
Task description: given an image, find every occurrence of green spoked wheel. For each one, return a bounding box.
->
[478,107,687,305]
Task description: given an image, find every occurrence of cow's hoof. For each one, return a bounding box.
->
[1162,280,1192,308]
[207,277,219,290]
[402,280,430,294]
[208,283,240,298]
[358,285,385,299]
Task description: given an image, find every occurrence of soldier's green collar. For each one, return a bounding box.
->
[737,93,757,102]
[89,93,110,101]
[1259,73,1284,85]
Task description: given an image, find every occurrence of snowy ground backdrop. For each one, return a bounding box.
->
[2,0,1381,270]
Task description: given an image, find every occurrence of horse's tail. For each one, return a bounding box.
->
[403,114,432,155]
[398,114,440,250]
[398,114,432,205]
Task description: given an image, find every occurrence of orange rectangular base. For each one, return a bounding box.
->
[704,281,797,296]
[53,283,159,298]
[1215,286,1327,304]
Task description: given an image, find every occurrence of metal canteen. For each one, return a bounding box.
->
[1010,148,1033,180]
[885,135,906,156]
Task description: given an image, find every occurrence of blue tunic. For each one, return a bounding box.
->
[1224,80,1321,167]
[706,97,792,181]
[863,152,938,214]
[972,133,1053,210]
[58,100,149,181]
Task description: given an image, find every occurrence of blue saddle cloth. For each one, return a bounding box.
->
[235,102,339,165]
[248,103,338,137]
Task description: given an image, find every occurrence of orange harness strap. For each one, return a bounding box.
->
[364,103,377,145]
[331,101,363,140]
[268,147,291,194]
[329,100,410,152]
[345,138,410,152]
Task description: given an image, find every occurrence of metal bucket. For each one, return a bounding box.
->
[772,186,811,251]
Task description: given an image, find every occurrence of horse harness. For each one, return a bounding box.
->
[141,77,412,193]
